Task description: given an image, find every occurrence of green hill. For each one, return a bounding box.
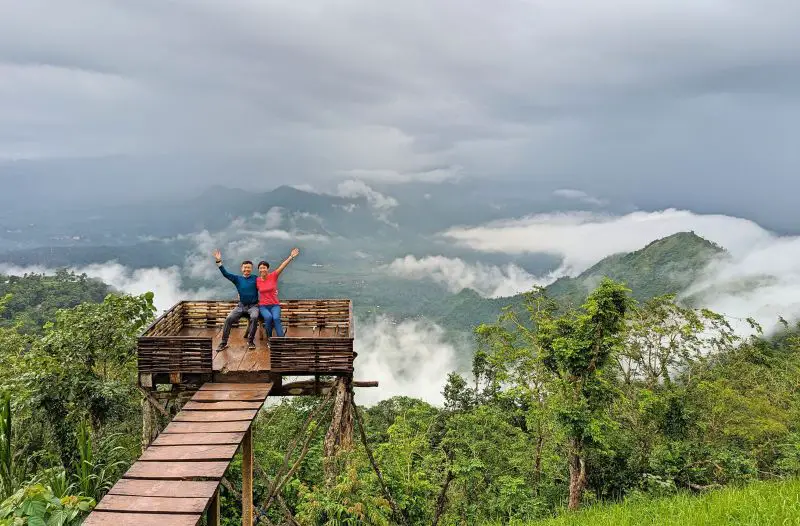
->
[423,231,726,331]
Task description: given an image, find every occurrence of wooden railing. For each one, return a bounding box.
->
[137,299,355,384]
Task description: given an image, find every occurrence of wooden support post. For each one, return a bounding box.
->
[242,427,253,526]
[141,397,153,450]
[208,487,221,526]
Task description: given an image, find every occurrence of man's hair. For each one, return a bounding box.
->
[241,260,253,267]
[257,260,270,269]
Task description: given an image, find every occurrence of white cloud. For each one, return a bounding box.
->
[335,179,399,225]
[336,179,398,211]
[353,316,460,406]
[260,207,284,229]
[387,255,549,298]
[336,166,462,184]
[443,208,800,329]
[553,188,607,206]
[0,262,213,313]
[681,236,800,331]
[443,209,769,275]
[183,212,330,279]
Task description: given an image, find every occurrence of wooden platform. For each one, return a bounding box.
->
[176,325,341,374]
[84,382,272,526]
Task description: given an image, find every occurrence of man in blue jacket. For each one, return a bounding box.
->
[213,249,259,351]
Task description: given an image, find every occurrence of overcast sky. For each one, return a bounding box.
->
[2,0,799,229]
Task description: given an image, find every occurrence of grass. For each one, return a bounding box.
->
[529,479,800,526]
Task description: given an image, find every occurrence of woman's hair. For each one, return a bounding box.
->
[257,260,270,269]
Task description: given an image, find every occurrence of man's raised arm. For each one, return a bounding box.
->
[213,249,237,283]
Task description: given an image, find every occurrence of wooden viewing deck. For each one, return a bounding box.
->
[83,298,370,525]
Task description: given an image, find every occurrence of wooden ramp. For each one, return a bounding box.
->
[84,382,272,526]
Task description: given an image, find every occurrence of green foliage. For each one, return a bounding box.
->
[0,483,95,526]
[0,397,27,502]
[72,420,127,501]
[0,270,110,334]
[9,292,154,469]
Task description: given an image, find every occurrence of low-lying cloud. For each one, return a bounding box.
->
[443,209,769,275]
[0,262,214,313]
[353,316,461,406]
[183,211,330,280]
[442,208,800,329]
[387,255,549,298]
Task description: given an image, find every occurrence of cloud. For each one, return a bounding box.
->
[4,0,800,230]
[553,189,607,207]
[353,316,460,406]
[335,179,399,224]
[183,212,329,279]
[443,208,800,328]
[0,262,213,313]
[443,209,769,275]
[681,236,800,331]
[336,179,398,211]
[387,255,548,298]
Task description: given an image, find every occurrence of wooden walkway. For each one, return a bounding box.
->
[84,382,272,526]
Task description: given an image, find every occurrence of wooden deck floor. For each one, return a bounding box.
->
[84,382,272,526]
[178,325,342,374]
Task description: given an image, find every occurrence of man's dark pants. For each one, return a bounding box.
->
[221,302,260,344]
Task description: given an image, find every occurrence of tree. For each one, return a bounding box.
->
[9,292,155,469]
[535,278,631,510]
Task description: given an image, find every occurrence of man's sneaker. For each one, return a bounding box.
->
[247,341,256,350]
[216,342,229,352]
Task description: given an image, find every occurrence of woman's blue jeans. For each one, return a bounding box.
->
[259,305,284,337]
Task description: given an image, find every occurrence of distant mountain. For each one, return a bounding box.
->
[421,232,727,331]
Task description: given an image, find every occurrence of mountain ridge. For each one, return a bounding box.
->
[422,231,726,331]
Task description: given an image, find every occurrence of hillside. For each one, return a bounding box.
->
[423,231,726,331]
[527,478,800,526]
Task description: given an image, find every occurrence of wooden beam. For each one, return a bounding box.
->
[242,427,253,526]
[208,487,221,526]
[270,379,379,397]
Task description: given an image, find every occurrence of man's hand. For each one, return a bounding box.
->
[213,249,222,263]
[290,247,300,259]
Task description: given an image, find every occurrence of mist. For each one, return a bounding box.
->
[442,208,800,329]
[352,316,462,406]
[386,255,550,298]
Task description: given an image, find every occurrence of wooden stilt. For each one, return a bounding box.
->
[208,487,220,526]
[141,397,153,450]
[242,427,253,526]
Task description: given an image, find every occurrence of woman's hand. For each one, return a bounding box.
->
[290,247,300,259]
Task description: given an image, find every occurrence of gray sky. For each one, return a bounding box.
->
[2,0,800,229]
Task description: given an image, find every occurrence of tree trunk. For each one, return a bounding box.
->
[534,433,544,495]
[567,437,586,511]
[323,377,353,482]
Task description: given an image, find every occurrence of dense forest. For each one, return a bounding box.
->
[0,270,798,525]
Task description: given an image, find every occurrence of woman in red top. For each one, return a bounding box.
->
[257,247,299,340]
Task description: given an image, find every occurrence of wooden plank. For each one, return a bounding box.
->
[191,390,269,402]
[140,445,239,462]
[96,495,208,514]
[237,349,270,372]
[163,421,252,434]
[124,461,229,480]
[152,432,245,446]
[83,512,200,526]
[173,410,257,422]
[199,383,270,391]
[183,401,264,411]
[108,479,219,498]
